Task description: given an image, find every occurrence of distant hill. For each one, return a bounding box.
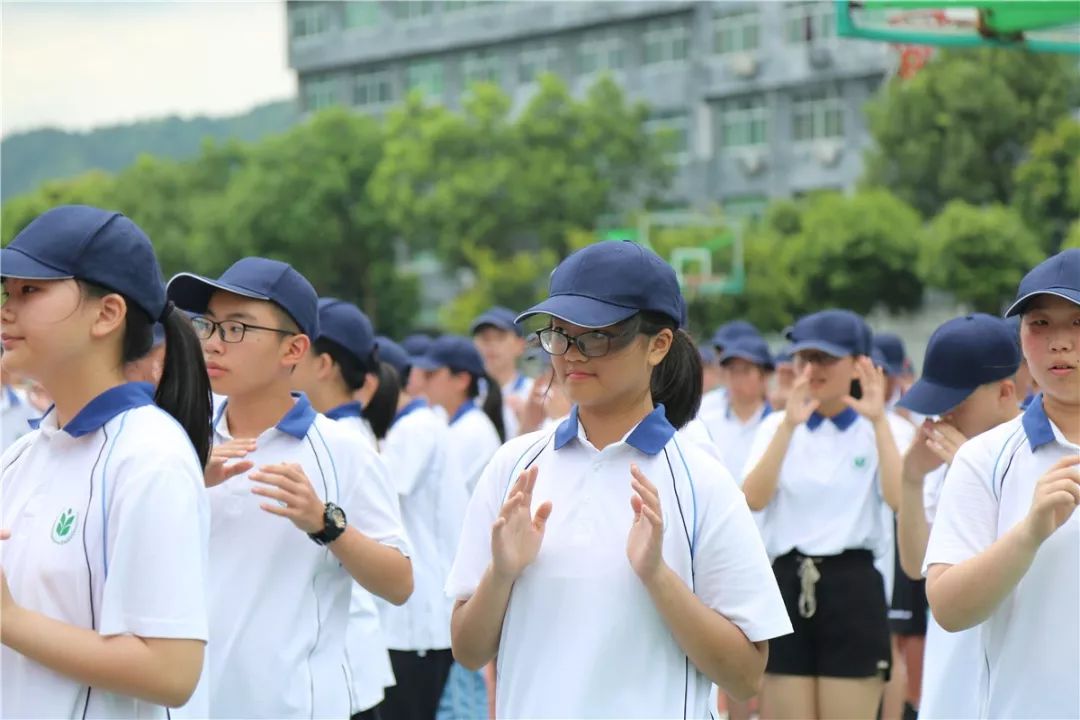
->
[1,99,299,200]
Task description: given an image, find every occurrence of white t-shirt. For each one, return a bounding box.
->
[205,393,410,719]
[377,398,463,652]
[325,408,399,713]
[743,407,889,561]
[700,401,773,488]
[1,383,210,719]
[924,396,1079,719]
[446,405,792,718]
[1,384,37,453]
[446,400,502,497]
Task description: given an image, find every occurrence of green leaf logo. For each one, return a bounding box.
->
[854,456,868,469]
[51,508,77,544]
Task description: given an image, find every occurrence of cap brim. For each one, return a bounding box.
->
[469,319,519,336]
[896,378,975,416]
[787,340,852,358]
[410,355,444,371]
[1004,289,1080,317]
[516,295,638,329]
[166,273,270,314]
[719,349,775,370]
[0,247,74,280]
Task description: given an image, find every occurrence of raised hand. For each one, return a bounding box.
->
[205,438,256,488]
[903,420,947,480]
[627,465,666,584]
[251,462,326,534]
[782,365,820,429]
[491,467,552,581]
[843,356,887,422]
[1023,455,1080,547]
[924,420,967,467]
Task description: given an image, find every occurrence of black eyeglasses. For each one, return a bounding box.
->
[536,322,639,358]
[190,316,296,344]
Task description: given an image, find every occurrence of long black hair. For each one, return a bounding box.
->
[312,337,376,392]
[637,311,703,429]
[363,361,401,441]
[467,372,506,443]
[82,282,212,467]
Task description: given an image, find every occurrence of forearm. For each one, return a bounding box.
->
[1,607,203,707]
[897,473,931,580]
[926,523,1039,632]
[331,526,414,605]
[644,565,768,700]
[873,417,902,511]
[743,424,795,511]
[450,564,516,671]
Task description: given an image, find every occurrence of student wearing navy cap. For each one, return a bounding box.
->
[0,206,213,717]
[923,249,1080,719]
[699,345,724,396]
[888,314,1021,720]
[471,306,532,439]
[401,333,435,401]
[768,347,796,412]
[167,258,413,718]
[742,309,903,720]
[290,298,404,720]
[701,320,763,418]
[447,242,790,718]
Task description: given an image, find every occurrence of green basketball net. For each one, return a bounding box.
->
[837,1,1080,54]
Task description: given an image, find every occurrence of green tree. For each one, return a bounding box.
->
[1012,117,1080,253]
[439,243,556,334]
[1,171,117,245]
[863,48,1079,217]
[920,201,1043,314]
[1061,219,1080,250]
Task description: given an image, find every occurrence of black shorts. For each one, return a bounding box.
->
[889,547,928,636]
[767,549,892,680]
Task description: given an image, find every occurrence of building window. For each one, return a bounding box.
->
[463,49,502,86]
[302,75,338,112]
[344,1,382,29]
[713,8,761,54]
[519,42,560,83]
[792,87,845,141]
[353,70,394,108]
[643,17,691,67]
[784,1,835,44]
[723,195,769,221]
[577,31,625,75]
[391,1,437,22]
[718,95,768,147]
[407,60,444,98]
[291,4,331,40]
[646,113,690,165]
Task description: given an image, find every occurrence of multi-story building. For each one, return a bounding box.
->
[287,0,892,217]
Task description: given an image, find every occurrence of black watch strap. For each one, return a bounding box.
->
[308,502,347,546]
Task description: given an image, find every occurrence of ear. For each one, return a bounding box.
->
[313,351,336,382]
[89,293,128,340]
[280,334,312,370]
[998,378,1017,404]
[453,371,472,395]
[356,371,379,405]
[646,328,674,369]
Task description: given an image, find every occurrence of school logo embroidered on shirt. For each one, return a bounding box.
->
[51,508,78,544]
[854,456,868,469]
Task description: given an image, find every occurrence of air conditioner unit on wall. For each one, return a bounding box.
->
[727,53,759,79]
[736,148,767,176]
[813,140,843,167]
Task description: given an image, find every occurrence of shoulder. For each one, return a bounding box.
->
[956,414,1026,471]
[1,429,41,471]
[108,405,201,466]
[491,429,555,470]
[311,414,378,459]
[669,434,743,506]
[754,409,788,440]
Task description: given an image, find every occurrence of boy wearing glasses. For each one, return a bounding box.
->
[168,258,413,718]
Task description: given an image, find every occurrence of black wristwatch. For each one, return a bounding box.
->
[308,503,347,546]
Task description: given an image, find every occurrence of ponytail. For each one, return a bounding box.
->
[468,373,506,443]
[362,362,401,441]
[638,311,702,429]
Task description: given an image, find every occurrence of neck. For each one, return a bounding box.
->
[729,396,764,423]
[490,366,517,388]
[43,363,127,428]
[1043,393,1080,445]
[224,381,297,438]
[816,397,849,418]
[443,396,468,420]
[577,389,653,451]
[307,384,353,415]
[397,391,415,412]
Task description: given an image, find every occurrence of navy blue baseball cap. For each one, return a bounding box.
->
[316,298,377,368]
[872,333,907,377]
[376,336,412,380]
[401,334,434,358]
[1005,248,1080,317]
[711,320,761,349]
[1,205,169,321]
[470,306,524,337]
[898,314,1021,416]
[719,336,775,370]
[412,335,487,377]
[785,309,873,357]
[774,346,795,365]
[698,345,718,366]
[167,257,319,338]
[516,241,686,329]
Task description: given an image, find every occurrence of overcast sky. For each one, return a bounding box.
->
[1,0,297,137]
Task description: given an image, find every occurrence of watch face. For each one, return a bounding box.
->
[329,506,346,529]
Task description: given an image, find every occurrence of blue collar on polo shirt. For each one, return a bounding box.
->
[1021,394,1057,452]
[554,404,676,456]
[725,400,772,422]
[4,386,20,408]
[393,397,427,426]
[510,374,528,393]
[450,399,477,426]
[32,382,155,437]
[806,406,858,432]
[325,401,364,421]
[213,392,318,439]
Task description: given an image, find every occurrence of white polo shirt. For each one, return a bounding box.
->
[446,400,502,497]
[447,405,792,718]
[323,404,399,714]
[501,373,533,440]
[206,393,410,719]
[880,412,916,602]
[1,383,210,719]
[699,401,773,487]
[924,396,1080,719]
[699,387,728,419]
[744,407,889,560]
[1,384,37,453]
[377,398,463,653]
